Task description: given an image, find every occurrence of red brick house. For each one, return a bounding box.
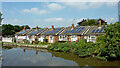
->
[15,26,32,43]
[27,26,48,43]
[41,25,64,43]
[84,19,105,43]
[59,23,90,42]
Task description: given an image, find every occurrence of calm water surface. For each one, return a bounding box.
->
[2,46,120,66]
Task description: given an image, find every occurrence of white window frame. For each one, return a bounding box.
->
[71,35,77,41]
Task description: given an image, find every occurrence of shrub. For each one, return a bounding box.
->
[13,38,16,43]
[33,41,37,44]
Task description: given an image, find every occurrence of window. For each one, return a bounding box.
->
[50,36,53,40]
[32,35,35,38]
[91,37,95,39]
[60,35,62,39]
[72,35,77,38]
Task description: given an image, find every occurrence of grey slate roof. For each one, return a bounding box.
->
[85,26,105,35]
[60,26,89,35]
[16,29,32,35]
[15,26,105,36]
[27,28,48,35]
[41,27,64,35]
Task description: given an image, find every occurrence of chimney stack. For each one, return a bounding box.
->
[72,23,74,29]
[52,25,54,30]
[24,26,26,30]
[36,26,38,30]
[99,19,102,27]
[119,15,120,22]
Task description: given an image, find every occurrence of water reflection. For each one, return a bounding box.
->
[48,50,119,66]
[36,50,38,55]
[2,46,120,66]
[2,46,78,66]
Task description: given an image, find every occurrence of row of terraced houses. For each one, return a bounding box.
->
[15,19,105,43]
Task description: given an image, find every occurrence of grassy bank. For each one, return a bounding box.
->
[47,39,120,61]
[3,42,51,46]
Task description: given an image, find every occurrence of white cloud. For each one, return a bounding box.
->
[23,8,48,15]
[44,18,64,22]
[22,3,65,15]
[33,18,73,28]
[104,17,115,23]
[106,2,117,7]
[47,3,65,11]
[63,2,117,10]
[63,2,105,9]
[89,2,105,8]
[23,9,30,13]
[63,2,88,9]
[2,0,120,2]
[3,19,23,24]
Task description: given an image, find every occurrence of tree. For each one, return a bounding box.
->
[2,24,15,36]
[77,19,107,26]
[22,25,31,29]
[32,27,41,29]
[95,22,120,60]
[2,24,30,36]
[14,25,23,32]
[0,12,3,25]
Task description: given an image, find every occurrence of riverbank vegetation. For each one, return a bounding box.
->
[48,22,120,61]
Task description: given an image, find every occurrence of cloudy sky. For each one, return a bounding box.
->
[2,2,118,28]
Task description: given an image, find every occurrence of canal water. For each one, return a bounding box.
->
[1,46,120,67]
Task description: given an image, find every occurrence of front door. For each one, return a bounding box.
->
[41,35,46,42]
[49,35,53,43]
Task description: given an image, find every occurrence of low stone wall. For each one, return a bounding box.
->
[2,43,50,49]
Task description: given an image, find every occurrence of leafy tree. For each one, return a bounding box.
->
[77,19,107,26]
[32,27,41,29]
[2,24,31,36]
[14,25,23,32]
[95,22,120,60]
[21,25,31,29]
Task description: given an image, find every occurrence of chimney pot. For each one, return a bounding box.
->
[72,23,74,29]
[24,26,26,30]
[99,19,102,27]
[36,26,38,30]
[52,25,54,29]
[119,15,120,22]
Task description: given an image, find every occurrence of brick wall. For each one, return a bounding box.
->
[53,35,59,43]
[67,35,71,42]
[36,35,40,42]
[77,35,81,41]
[80,35,85,39]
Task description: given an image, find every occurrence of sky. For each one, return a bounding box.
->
[1,2,119,28]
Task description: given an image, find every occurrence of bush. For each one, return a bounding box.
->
[13,38,16,43]
[33,41,37,44]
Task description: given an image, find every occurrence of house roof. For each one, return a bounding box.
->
[41,27,64,35]
[60,26,89,35]
[27,28,48,35]
[16,29,32,35]
[85,26,105,35]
